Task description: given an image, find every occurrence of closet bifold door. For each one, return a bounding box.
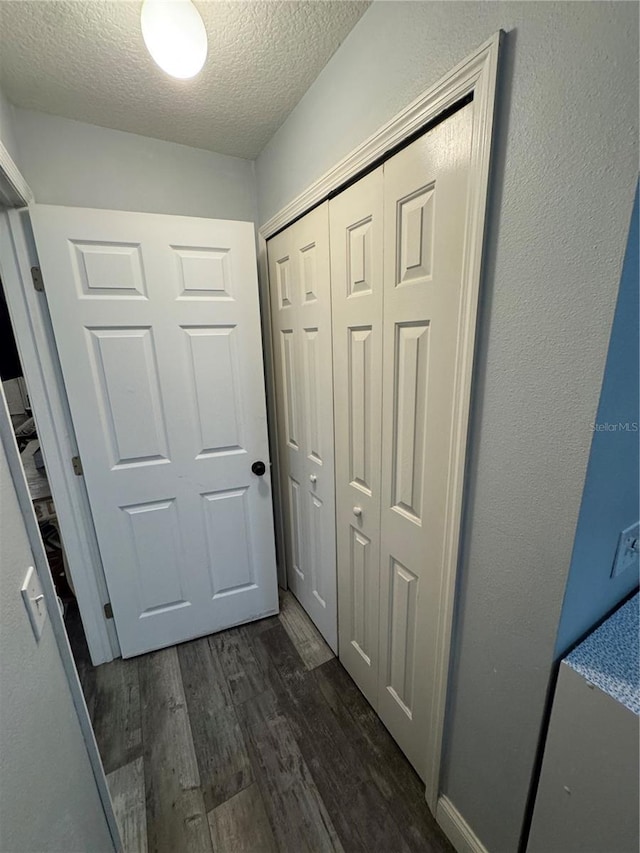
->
[378,103,474,780]
[267,203,338,652]
[329,169,384,707]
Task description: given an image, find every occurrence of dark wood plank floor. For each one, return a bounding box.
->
[67,594,453,853]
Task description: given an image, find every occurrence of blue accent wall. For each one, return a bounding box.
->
[555,186,640,656]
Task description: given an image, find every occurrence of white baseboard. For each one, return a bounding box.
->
[436,796,490,853]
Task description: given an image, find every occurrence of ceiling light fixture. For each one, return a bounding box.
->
[141,0,207,80]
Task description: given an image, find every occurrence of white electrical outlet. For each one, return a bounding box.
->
[21,566,48,640]
[611,522,640,579]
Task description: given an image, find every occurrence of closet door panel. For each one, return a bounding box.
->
[268,203,337,652]
[379,104,473,779]
[330,169,384,705]
[268,227,305,601]
[294,205,336,649]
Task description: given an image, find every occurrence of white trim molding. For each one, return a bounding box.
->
[259,32,501,242]
[0,144,119,665]
[437,796,490,853]
[0,140,34,208]
[0,135,121,848]
[258,31,503,810]
[0,210,120,664]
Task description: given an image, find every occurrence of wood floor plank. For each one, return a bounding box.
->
[107,757,147,853]
[140,647,212,853]
[178,637,254,811]
[65,604,98,719]
[75,647,98,722]
[255,626,353,781]
[207,783,277,853]
[248,620,309,695]
[278,591,334,670]
[178,635,231,711]
[255,624,412,853]
[81,666,98,723]
[210,626,266,705]
[315,658,453,853]
[236,687,344,853]
[92,656,141,774]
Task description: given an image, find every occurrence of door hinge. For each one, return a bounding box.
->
[103,602,114,620]
[31,266,44,292]
[71,455,83,476]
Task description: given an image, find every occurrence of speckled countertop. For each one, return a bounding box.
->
[565,593,640,715]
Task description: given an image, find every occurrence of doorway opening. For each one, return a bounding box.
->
[1,277,86,645]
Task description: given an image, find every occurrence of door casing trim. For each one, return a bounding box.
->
[0,140,122,849]
[0,141,119,666]
[257,31,503,811]
[0,139,34,207]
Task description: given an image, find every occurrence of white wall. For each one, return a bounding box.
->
[256,3,639,851]
[12,107,257,222]
[0,424,115,852]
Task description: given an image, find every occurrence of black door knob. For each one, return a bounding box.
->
[252,460,266,476]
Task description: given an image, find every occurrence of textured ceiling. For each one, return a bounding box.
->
[0,0,370,159]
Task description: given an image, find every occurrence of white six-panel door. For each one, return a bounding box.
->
[330,168,384,705]
[267,203,337,651]
[30,206,278,657]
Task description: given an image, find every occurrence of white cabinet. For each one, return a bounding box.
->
[528,597,640,853]
[528,662,639,853]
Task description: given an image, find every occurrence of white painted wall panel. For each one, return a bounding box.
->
[13,108,257,223]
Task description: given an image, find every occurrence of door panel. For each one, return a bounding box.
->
[378,104,473,778]
[288,475,304,581]
[88,326,169,466]
[280,329,299,448]
[302,327,322,463]
[348,326,373,492]
[122,497,185,614]
[184,325,244,456]
[268,203,337,651]
[30,206,278,657]
[391,321,430,523]
[330,169,384,705]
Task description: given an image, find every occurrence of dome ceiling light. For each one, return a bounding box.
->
[141,0,208,80]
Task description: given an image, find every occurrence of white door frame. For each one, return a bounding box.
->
[0,140,121,848]
[257,242,288,588]
[258,32,502,811]
[0,147,119,665]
